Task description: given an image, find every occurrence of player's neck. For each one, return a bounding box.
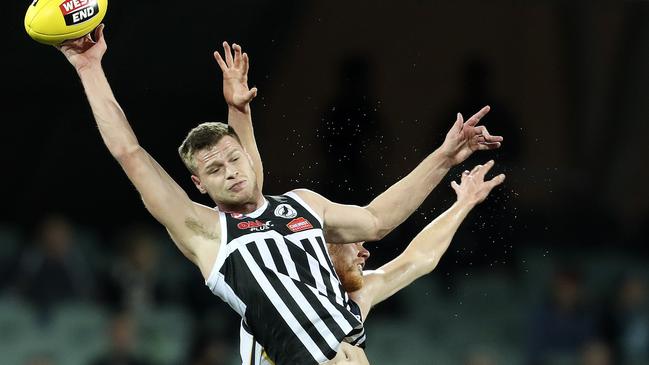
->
[218,192,265,214]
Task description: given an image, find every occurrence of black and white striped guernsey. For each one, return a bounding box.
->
[205,192,366,364]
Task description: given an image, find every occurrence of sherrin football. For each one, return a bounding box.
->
[25,0,108,45]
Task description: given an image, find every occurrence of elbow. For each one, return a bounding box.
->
[371,219,392,241]
[365,207,392,241]
[113,144,144,164]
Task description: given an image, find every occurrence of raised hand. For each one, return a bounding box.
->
[56,24,107,72]
[440,106,503,166]
[214,41,258,113]
[451,160,505,206]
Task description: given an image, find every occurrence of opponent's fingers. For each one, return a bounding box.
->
[244,88,258,102]
[233,43,242,68]
[213,51,227,71]
[475,160,495,179]
[451,180,460,193]
[475,126,504,143]
[466,105,490,127]
[242,53,250,75]
[470,164,483,175]
[454,113,464,132]
[476,141,501,150]
[486,173,506,188]
[461,170,470,182]
[223,41,234,67]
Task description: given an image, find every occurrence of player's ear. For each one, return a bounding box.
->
[191,175,207,194]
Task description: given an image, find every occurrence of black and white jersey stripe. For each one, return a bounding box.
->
[205,193,366,364]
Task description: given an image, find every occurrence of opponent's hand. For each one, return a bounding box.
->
[451,160,505,206]
[439,106,503,166]
[214,41,258,113]
[56,24,107,72]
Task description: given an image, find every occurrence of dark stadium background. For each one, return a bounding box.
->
[1,1,648,364]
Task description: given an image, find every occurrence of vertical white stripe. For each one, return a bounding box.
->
[255,238,278,271]
[273,237,300,280]
[205,210,232,289]
[303,284,354,335]
[240,322,253,365]
[238,246,328,363]
[308,236,345,306]
[287,231,346,306]
[211,274,247,317]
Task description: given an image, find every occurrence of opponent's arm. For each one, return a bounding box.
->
[351,160,505,319]
[295,107,503,243]
[58,26,216,266]
[213,42,263,190]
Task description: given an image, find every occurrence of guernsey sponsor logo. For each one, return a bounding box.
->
[287,217,313,232]
[59,0,99,26]
[237,220,273,232]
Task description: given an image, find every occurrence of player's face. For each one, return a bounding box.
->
[191,136,260,208]
[327,242,370,293]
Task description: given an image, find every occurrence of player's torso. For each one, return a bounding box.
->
[208,192,366,364]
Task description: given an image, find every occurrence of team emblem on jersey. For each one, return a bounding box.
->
[237,220,274,232]
[287,217,313,232]
[274,204,297,219]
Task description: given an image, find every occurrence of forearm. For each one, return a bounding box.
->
[77,65,140,158]
[409,200,473,274]
[366,148,453,238]
[228,105,264,189]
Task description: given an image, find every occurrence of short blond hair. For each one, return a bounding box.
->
[178,122,241,174]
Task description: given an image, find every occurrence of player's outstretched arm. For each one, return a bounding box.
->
[214,42,263,191]
[295,107,503,244]
[352,160,505,319]
[57,25,218,269]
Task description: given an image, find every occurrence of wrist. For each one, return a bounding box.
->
[228,104,251,115]
[431,147,455,169]
[454,198,476,212]
[75,62,102,76]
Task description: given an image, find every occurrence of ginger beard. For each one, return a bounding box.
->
[327,242,369,293]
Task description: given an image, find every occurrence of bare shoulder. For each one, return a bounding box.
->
[290,188,327,216]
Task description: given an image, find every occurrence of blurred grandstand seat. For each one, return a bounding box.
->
[138,305,193,365]
[49,302,109,364]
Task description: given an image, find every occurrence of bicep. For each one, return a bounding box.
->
[117,147,209,256]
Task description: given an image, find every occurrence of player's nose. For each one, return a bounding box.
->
[358,245,370,259]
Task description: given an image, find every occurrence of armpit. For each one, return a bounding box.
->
[185,217,218,240]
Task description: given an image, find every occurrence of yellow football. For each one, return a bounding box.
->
[25,0,108,45]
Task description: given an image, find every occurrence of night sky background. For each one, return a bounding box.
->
[3,0,649,292]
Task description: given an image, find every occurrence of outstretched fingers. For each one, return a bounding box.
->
[213,50,227,71]
[465,105,491,127]
[223,41,234,67]
[242,53,250,75]
[451,180,461,194]
[486,173,506,189]
[454,113,464,132]
[233,43,242,68]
